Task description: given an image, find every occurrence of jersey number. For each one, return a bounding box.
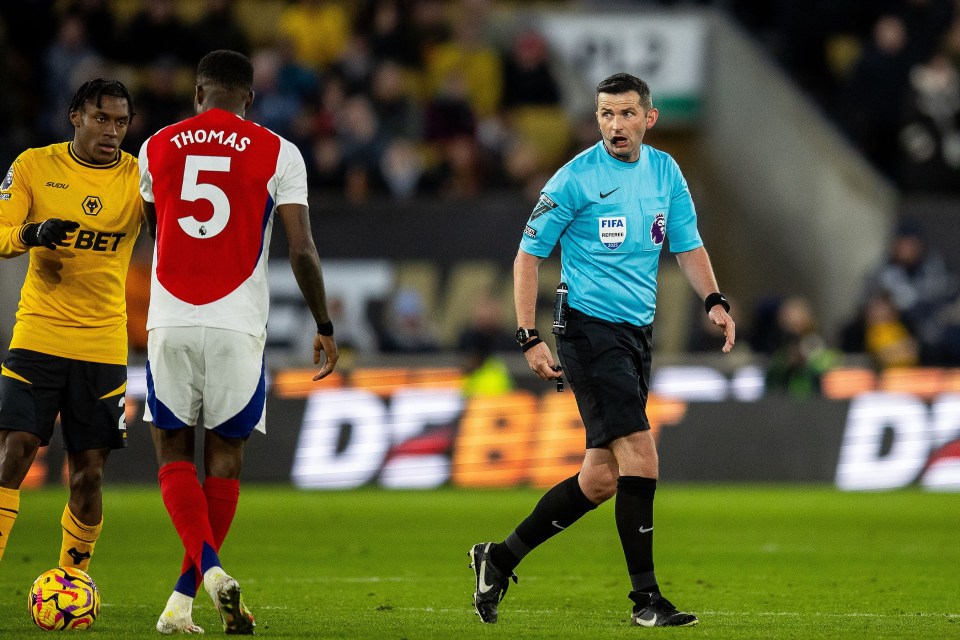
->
[178,155,231,239]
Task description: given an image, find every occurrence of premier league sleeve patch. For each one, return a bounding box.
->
[1,165,13,192]
[529,193,558,221]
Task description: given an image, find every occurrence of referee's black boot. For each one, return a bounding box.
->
[629,591,699,627]
[468,542,518,623]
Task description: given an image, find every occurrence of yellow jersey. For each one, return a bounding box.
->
[0,142,142,365]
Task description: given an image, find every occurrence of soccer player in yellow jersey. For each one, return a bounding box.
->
[0,79,142,574]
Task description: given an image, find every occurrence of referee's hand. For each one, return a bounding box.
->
[523,341,563,381]
[708,306,736,353]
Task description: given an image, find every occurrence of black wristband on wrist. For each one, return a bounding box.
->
[704,292,730,314]
[520,337,543,353]
[316,321,334,336]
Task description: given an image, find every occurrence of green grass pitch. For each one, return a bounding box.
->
[0,485,956,639]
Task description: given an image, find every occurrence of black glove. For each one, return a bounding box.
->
[20,219,80,250]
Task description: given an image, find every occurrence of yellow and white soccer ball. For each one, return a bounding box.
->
[28,566,101,631]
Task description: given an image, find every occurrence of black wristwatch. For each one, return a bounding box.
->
[515,327,539,344]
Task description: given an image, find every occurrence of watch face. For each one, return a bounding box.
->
[516,327,537,343]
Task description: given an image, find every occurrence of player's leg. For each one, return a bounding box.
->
[146,327,218,634]
[199,430,253,634]
[158,470,238,636]
[188,327,263,635]
[0,350,64,563]
[152,426,223,586]
[0,430,41,562]
[58,357,126,571]
[59,449,109,571]
[202,431,243,555]
[204,475,240,548]
[148,327,220,575]
[174,470,242,601]
[153,426,219,635]
[173,431,245,594]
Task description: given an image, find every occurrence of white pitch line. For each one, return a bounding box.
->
[279,574,541,584]
[394,607,960,619]
[104,604,960,619]
[396,607,558,614]
[280,576,412,583]
[699,611,960,619]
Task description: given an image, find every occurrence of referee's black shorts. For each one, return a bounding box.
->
[0,348,127,451]
[556,309,652,449]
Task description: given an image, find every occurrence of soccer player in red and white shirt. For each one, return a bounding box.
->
[139,50,338,635]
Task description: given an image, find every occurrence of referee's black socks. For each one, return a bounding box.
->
[492,474,598,573]
[616,476,659,594]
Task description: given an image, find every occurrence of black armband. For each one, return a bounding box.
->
[520,337,543,353]
[316,321,334,336]
[704,292,730,314]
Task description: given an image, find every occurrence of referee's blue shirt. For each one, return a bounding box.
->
[520,141,703,327]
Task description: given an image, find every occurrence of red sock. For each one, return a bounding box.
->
[159,462,217,577]
[182,476,241,590]
[205,476,240,547]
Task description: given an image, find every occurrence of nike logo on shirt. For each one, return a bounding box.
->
[600,187,621,199]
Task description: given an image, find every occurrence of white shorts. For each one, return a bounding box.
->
[144,326,267,436]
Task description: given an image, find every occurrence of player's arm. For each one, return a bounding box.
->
[142,199,157,239]
[0,157,29,257]
[0,221,30,258]
[277,202,339,381]
[514,248,561,380]
[1,158,77,256]
[675,246,735,353]
[0,212,77,257]
[138,141,157,239]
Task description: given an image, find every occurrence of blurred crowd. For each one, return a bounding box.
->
[687,216,960,398]
[0,0,596,205]
[730,0,960,193]
[721,0,960,396]
[4,1,960,200]
[5,0,960,396]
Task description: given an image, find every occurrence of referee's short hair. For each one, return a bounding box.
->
[596,73,652,110]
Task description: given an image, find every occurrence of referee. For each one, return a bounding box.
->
[469,73,735,627]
